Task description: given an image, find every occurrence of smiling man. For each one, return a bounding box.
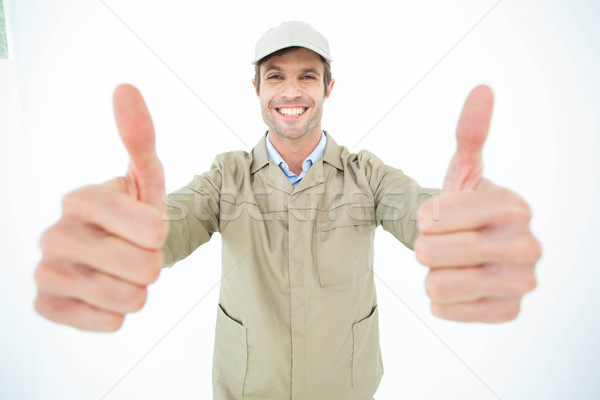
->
[34,21,541,400]
[255,45,333,184]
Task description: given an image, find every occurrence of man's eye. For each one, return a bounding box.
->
[267,75,283,80]
[301,75,316,80]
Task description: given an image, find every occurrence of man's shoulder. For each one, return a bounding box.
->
[212,149,252,164]
[321,132,388,172]
[336,146,388,170]
[207,148,260,171]
[210,134,269,173]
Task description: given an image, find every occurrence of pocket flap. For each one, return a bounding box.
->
[352,305,384,390]
[213,304,248,395]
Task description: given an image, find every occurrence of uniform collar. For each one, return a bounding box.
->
[265,130,327,175]
[250,132,270,174]
[321,131,344,171]
[250,130,344,174]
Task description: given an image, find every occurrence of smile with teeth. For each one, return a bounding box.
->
[276,107,308,117]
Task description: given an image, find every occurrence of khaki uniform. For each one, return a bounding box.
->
[163,133,439,400]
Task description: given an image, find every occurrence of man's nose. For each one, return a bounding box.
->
[281,78,301,99]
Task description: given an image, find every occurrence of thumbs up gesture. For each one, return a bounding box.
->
[34,84,169,332]
[415,85,542,323]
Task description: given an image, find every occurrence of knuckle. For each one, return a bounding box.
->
[61,188,89,219]
[138,250,163,285]
[34,292,67,320]
[103,314,125,332]
[35,261,75,291]
[414,236,433,265]
[530,237,543,261]
[148,217,169,248]
[425,272,445,301]
[416,201,433,233]
[34,262,55,288]
[33,264,45,286]
[504,194,532,223]
[33,293,50,317]
[154,250,165,270]
[490,188,522,218]
[488,300,521,323]
[509,236,542,266]
[514,268,537,293]
[38,229,51,253]
[104,177,128,193]
[39,225,63,255]
[506,248,524,267]
[500,301,521,321]
[515,197,533,219]
[430,302,447,320]
[522,276,538,293]
[62,185,110,220]
[122,286,148,313]
[495,266,537,296]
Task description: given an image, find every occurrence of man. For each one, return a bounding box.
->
[34,21,541,400]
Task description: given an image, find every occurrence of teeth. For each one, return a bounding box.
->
[278,107,305,116]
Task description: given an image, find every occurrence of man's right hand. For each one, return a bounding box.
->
[34,84,169,332]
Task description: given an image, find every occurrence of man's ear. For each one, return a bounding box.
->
[324,79,335,100]
[252,79,259,97]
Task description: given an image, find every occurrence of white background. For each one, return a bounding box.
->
[1,0,599,399]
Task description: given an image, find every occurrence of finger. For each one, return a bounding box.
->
[415,231,492,267]
[425,264,537,304]
[113,83,166,211]
[35,261,148,314]
[417,180,532,234]
[34,291,125,332]
[61,181,168,249]
[415,227,540,269]
[443,84,494,193]
[40,220,163,286]
[430,297,521,323]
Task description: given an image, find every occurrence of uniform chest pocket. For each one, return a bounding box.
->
[315,202,375,287]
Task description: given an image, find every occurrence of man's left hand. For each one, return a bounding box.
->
[415,85,542,323]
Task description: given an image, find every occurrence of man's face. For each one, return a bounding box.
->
[255,47,334,141]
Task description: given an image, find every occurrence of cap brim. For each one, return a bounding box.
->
[251,43,332,64]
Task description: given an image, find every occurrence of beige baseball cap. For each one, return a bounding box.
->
[252,21,332,64]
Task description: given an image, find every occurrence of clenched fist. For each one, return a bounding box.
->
[415,85,542,323]
[34,84,169,332]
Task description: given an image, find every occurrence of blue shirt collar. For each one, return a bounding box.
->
[266,131,327,185]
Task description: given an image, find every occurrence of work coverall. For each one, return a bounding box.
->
[164,132,439,400]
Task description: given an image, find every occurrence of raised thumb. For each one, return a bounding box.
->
[442,84,494,193]
[113,83,166,212]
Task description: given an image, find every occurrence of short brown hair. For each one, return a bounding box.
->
[254,47,332,96]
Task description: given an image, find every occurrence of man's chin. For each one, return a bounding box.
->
[272,127,309,140]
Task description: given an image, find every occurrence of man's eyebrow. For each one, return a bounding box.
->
[262,65,322,76]
[262,65,282,75]
[299,68,321,76]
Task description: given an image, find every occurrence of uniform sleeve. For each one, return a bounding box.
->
[357,150,440,250]
[162,156,223,267]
